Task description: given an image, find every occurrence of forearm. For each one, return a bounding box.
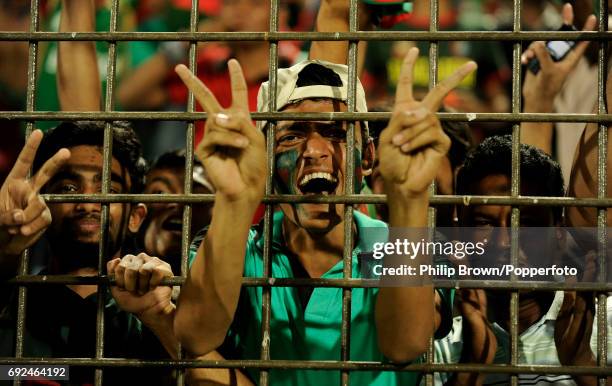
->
[175,195,259,356]
[448,315,495,386]
[520,97,554,154]
[117,52,171,110]
[376,190,434,363]
[567,119,612,227]
[188,350,255,386]
[309,0,368,74]
[58,0,100,111]
[139,304,179,359]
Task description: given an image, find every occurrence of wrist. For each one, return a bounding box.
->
[386,188,429,227]
[138,302,175,329]
[523,97,554,113]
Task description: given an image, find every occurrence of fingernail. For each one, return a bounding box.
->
[215,113,229,125]
[392,134,404,145]
[13,211,23,223]
[236,137,249,147]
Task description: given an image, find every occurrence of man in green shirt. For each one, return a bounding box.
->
[171,44,476,384]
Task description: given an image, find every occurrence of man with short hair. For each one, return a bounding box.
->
[433,135,612,386]
[137,149,215,275]
[0,121,177,385]
[166,44,476,384]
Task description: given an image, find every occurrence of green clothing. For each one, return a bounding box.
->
[189,210,454,386]
[0,281,171,385]
[35,5,129,131]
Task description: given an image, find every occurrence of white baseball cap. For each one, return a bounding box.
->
[256,60,369,134]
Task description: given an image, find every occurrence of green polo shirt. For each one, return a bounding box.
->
[189,210,453,385]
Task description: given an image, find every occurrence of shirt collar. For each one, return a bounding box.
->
[254,209,387,256]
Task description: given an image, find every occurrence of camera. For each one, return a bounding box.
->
[527,24,577,74]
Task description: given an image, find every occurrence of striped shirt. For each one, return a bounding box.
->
[431,292,612,385]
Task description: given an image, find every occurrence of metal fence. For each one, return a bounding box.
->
[0,0,610,385]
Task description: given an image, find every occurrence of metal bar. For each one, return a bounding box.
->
[13,1,40,385]
[173,1,200,384]
[93,0,120,384]
[509,0,522,385]
[39,193,612,206]
[425,0,440,383]
[4,111,612,123]
[2,30,612,42]
[259,0,280,384]
[7,276,612,292]
[0,358,609,375]
[340,1,359,385]
[596,0,609,384]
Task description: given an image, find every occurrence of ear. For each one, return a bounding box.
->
[361,137,376,176]
[128,203,147,233]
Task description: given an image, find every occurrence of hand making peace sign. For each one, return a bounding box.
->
[0,130,71,259]
[377,47,477,198]
[175,60,266,204]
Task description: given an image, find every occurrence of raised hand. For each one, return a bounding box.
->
[555,291,596,367]
[175,60,266,204]
[107,253,174,320]
[377,47,477,199]
[0,130,70,260]
[521,3,597,109]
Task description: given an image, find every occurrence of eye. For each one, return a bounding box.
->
[278,133,304,145]
[60,183,79,194]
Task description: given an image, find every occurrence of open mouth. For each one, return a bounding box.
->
[161,216,183,232]
[298,172,339,195]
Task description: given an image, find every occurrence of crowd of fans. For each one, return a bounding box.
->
[0,0,611,385]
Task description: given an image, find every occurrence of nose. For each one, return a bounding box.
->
[74,183,102,213]
[303,131,331,164]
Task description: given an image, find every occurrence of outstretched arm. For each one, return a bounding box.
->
[173,61,266,356]
[58,0,100,111]
[375,47,477,363]
[309,0,369,73]
[520,4,596,154]
[566,52,612,228]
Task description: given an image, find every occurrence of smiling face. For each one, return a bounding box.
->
[274,99,373,233]
[44,145,143,272]
[142,166,213,270]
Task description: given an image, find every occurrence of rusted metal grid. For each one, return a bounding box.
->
[0,0,610,385]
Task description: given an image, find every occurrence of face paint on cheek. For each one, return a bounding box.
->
[274,148,300,194]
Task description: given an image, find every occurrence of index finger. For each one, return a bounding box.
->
[7,130,44,181]
[32,148,71,192]
[561,3,574,26]
[394,47,419,109]
[228,59,249,112]
[422,61,477,111]
[175,64,223,114]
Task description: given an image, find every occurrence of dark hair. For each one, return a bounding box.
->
[149,149,202,172]
[292,63,372,141]
[456,135,564,222]
[33,121,147,193]
[296,63,343,87]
